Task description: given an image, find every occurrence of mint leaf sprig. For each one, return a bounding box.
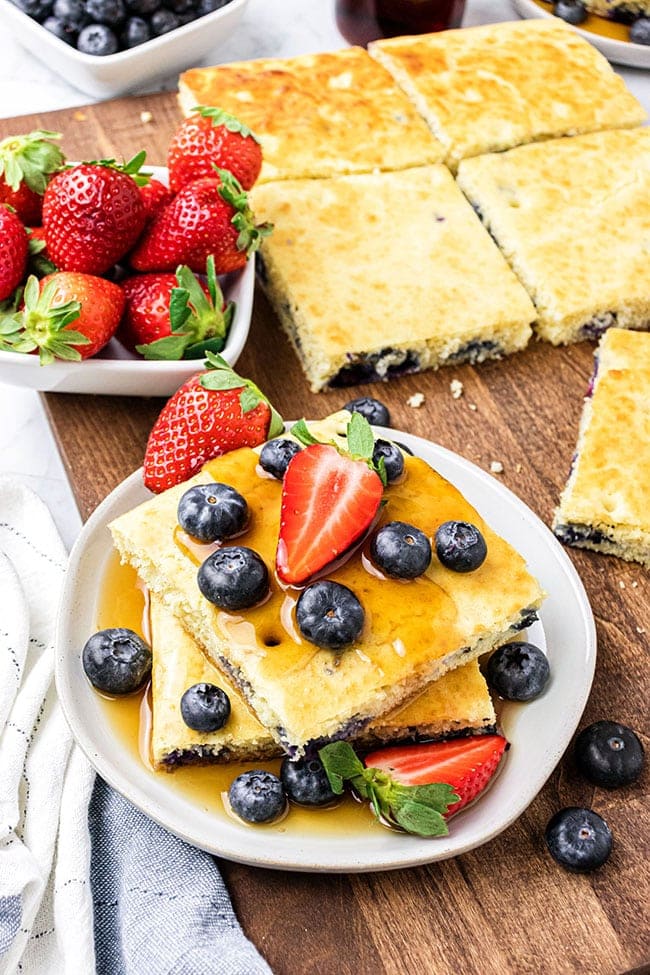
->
[318,741,458,838]
[291,412,388,486]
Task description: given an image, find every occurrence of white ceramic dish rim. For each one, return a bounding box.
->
[0,0,249,68]
[0,165,254,393]
[512,0,650,68]
[55,428,597,873]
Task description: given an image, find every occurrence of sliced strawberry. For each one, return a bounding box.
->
[276,443,384,586]
[364,734,508,817]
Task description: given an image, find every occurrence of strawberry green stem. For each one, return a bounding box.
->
[0,274,88,365]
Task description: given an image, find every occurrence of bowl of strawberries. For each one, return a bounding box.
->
[0,110,266,396]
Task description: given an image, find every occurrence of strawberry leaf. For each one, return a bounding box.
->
[318,742,366,795]
[0,130,65,194]
[347,412,374,461]
[289,419,322,447]
[214,167,274,256]
[200,352,284,436]
[137,334,190,360]
[392,801,448,838]
[239,387,260,414]
[183,336,226,359]
[195,105,261,144]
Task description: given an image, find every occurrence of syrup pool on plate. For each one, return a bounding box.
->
[95,551,376,837]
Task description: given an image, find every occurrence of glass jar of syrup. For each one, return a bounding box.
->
[335,0,466,47]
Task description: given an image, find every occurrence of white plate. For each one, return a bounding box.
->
[512,0,650,68]
[0,0,249,99]
[0,165,254,397]
[55,429,596,872]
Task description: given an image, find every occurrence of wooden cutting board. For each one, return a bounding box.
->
[2,97,648,975]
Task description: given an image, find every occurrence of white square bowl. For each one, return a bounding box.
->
[1,0,249,98]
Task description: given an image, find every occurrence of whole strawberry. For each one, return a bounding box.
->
[167,106,262,193]
[0,272,125,363]
[0,130,65,225]
[130,169,272,275]
[139,177,172,225]
[119,256,234,358]
[143,351,284,493]
[42,153,148,275]
[0,205,28,301]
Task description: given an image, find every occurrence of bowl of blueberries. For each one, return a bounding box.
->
[1,0,249,97]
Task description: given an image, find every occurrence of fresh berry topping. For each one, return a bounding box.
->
[43,16,76,41]
[364,734,508,817]
[82,627,152,694]
[85,0,125,22]
[120,257,233,359]
[53,0,86,26]
[553,1,587,24]
[42,155,147,274]
[574,721,644,788]
[1,272,124,363]
[435,520,487,573]
[372,439,404,483]
[197,546,269,610]
[143,352,283,493]
[545,807,612,872]
[259,437,301,480]
[319,740,459,836]
[370,521,431,579]
[150,8,179,32]
[0,205,28,302]
[295,580,364,650]
[276,415,384,585]
[121,13,150,44]
[130,171,272,275]
[280,755,338,807]
[77,23,119,54]
[167,106,262,194]
[344,396,390,426]
[180,682,231,732]
[630,16,650,44]
[177,482,248,542]
[228,769,286,824]
[0,130,65,225]
[486,641,550,701]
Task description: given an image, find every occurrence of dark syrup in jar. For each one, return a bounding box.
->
[335,0,466,46]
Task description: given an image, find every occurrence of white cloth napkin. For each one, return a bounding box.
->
[0,480,272,975]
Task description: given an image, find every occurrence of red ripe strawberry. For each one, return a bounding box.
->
[119,256,234,358]
[0,205,28,301]
[0,130,65,225]
[143,352,284,493]
[139,177,172,224]
[276,417,384,585]
[364,734,508,817]
[42,153,147,275]
[129,169,272,275]
[167,106,262,193]
[1,272,125,363]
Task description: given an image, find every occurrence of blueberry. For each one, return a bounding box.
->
[630,17,650,44]
[85,0,125,22]
[259,438,301,480]
[486,642,550,701]
[166,0,193,12]
[150,7,179,32]
[545,807,612,872]
[228,769,286,824]
[121,14,150,44]
[43,14,76,39]
[82,627,151,695]
[177,483,248,542]
[52,0,85,27]
[15,0,52,18]
[176,8,196,23]
[197,546,269,610]
[574,721,644,788]
[281,754,337,806]
[435,520,487,573]
[125,0,159,13]
[371,521,431,579]
[296,580,364,650]
[372,439,404,483]
[77,23,119,53]
[553,1,587,25]
[344,396,390,427]
[180,682,231,732]
[197,0,229,13]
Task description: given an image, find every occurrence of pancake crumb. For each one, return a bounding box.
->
[490,461,504,474]
[407,392,425,408]
[450,378,464,399]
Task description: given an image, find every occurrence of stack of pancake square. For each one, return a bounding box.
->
[178,19,648,391]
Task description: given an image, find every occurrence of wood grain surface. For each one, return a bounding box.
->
[2,98,648,975]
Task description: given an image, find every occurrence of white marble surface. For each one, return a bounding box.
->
[1,0,649,551]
